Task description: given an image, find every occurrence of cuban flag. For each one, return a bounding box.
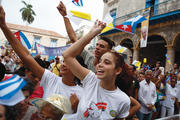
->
[72,0,83,7]
[14,31,32,50]
[0,75,26,106]
[116,15,146,33]
[0,75,26,100]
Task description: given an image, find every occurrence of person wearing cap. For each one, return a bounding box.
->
[30,94,72,120]
[52,57,61,76]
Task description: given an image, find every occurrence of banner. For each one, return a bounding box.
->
[140,8,150,48]
[34,43,70,56]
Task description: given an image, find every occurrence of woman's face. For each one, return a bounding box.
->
[96,52,121,81]
[0,105,5,120]
[60,61,73,76]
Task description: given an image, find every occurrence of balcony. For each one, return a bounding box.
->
[115,0,180,25]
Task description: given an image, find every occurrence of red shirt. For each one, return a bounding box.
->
[30,84,43,99]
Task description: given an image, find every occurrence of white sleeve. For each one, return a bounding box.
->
[81,71,98,88]
[117,97,130,118]
[40,69,60,88]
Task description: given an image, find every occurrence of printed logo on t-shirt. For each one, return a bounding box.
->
[109,110,118,117]
[83,102,107,119]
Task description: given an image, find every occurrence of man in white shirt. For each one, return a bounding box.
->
[161,76,180,117]
[137,70,157,120]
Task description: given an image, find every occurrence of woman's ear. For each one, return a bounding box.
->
[116,67,122,75]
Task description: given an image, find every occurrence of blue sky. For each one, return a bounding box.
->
[1,0,104,36]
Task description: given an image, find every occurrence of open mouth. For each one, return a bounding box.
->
[97,69,104,75]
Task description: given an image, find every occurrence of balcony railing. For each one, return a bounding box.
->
[115,0,180,25]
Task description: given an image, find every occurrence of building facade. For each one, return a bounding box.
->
[102,0,180,72]
[0,23,68,60]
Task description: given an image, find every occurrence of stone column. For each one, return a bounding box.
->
[133,47,139,61]
[165,46,175,72]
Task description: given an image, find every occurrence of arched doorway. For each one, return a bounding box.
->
[139,35,167,67]
[120,38,133,64]
[174,34,180,65]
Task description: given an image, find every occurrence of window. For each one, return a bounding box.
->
[145,0,152,8]
[33,36,41,49]
[146,0,158,15]
[50,39,57,47]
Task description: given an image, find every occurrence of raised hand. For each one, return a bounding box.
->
[90,20,106,35]
[0,6,6,28]
[57,1,67,17]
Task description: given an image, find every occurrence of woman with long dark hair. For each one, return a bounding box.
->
[63,20,131,120]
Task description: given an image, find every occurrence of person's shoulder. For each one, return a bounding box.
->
[150,81,156,86]
[116,89,130,101]
[139,80,145,85]
[43,69,60,79]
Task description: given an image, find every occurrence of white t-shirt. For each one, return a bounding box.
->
[162,83,178,108]
[75,71,130,120]
[40,69,83,113]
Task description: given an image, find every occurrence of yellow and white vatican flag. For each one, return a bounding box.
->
[114,45,127,53]
[65,10,91,26]
[101,12,114,33]
[132,60,141,70]
[140,8,150,48]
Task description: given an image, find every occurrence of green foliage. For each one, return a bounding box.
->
[20,1,36,24]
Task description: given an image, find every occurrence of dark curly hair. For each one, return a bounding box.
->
[100,37,115,49]
[108,51,134,96]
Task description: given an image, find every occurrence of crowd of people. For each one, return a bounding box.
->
[0,1,180,120]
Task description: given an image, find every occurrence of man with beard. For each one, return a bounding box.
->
[137,70,157,120]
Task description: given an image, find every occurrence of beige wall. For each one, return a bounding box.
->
[103,0,146,19]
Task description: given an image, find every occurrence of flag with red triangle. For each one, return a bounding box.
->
[72,0,83,7]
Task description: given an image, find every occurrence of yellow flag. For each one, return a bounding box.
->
[143,58,147,63]
[114,45,127,53]
[101,22,113,33]
[132,60,141,70]
[70,10,91,20]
